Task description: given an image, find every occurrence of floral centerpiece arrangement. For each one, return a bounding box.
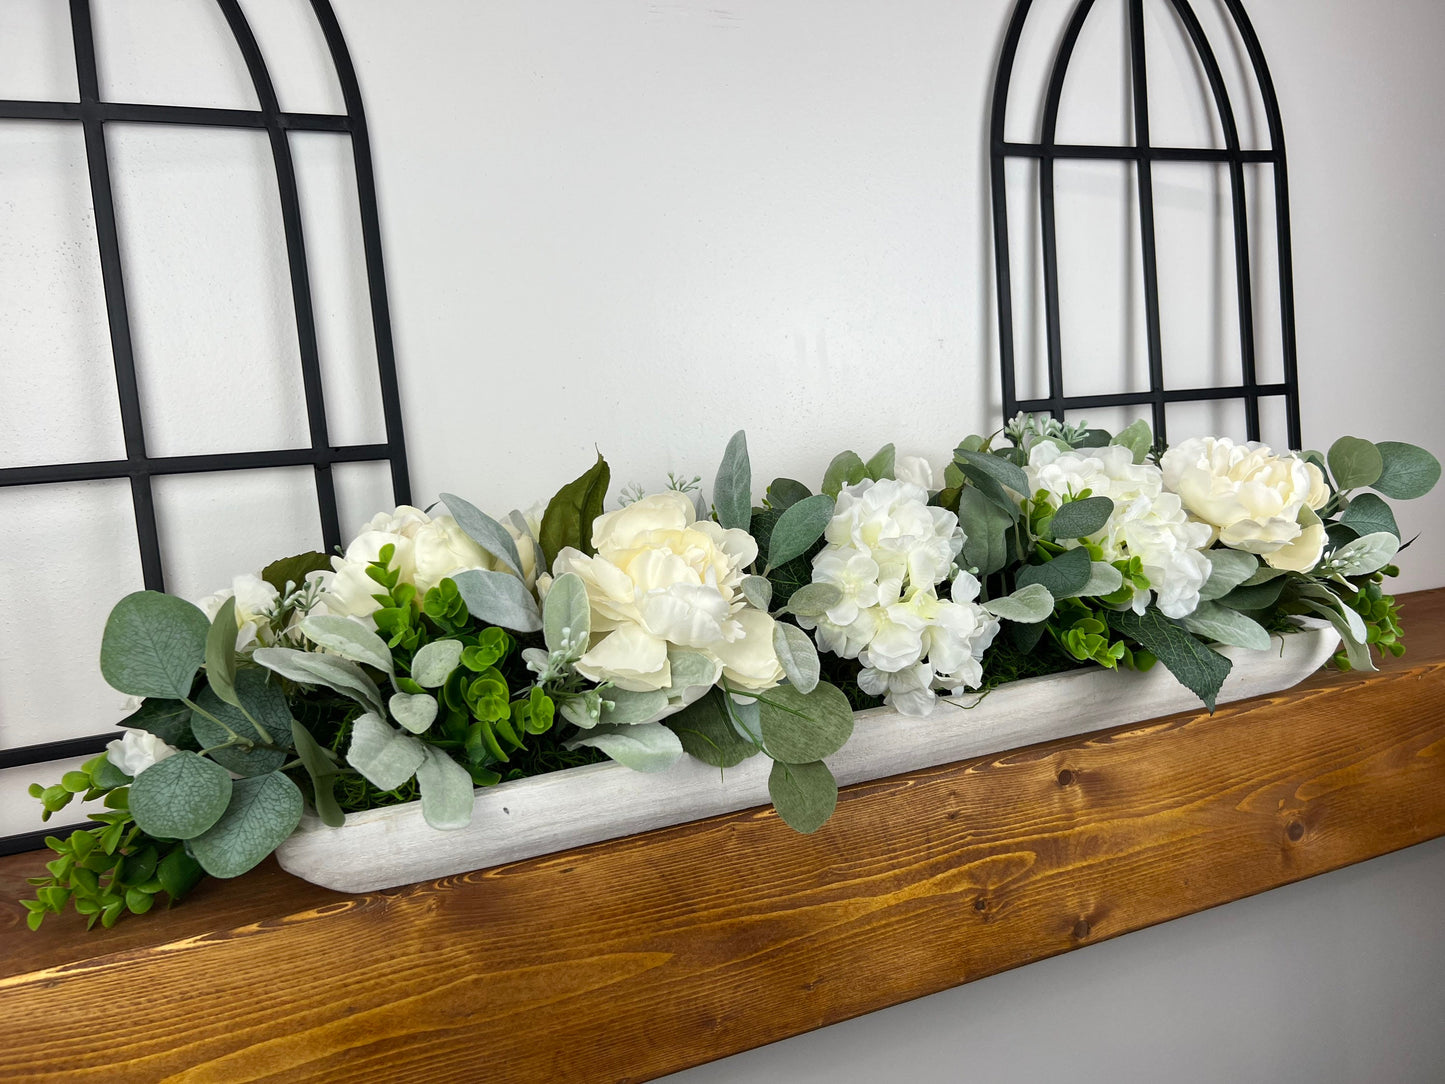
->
[20,417,1438,930]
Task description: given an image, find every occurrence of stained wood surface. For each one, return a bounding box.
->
[2,588,1443,1083]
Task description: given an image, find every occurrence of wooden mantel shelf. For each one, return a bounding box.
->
[3,590,1444,1083]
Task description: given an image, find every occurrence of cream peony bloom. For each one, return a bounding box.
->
[197,572,282,651]
[553,491,781,697]
[106,730,178,777]
[1160,437,1328,572]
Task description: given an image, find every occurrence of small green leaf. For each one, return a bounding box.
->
[772,622,821,693]
[767,494,835,569]
[415,746,475,830]
[290,719,344,827]
[768,759,838,834]
[204,596,240,707]
[864,443,896,481]
[345,713,426,790]
[441,492,525,578]
[784,583,843,618]
[1016,546,1092,598]
[451,569,543,633]
[189,771,304,879]
[100,591,210,700]
[1047,496,1114,540]
[411,639,465,688]
[543,571,592,658]
[1108,608,1232,711]
[1181,601,1273,651]
[1328,436,1384,491]
[1371,441,1441,500]
[1198,549,1259,602]
[757,682,854,764]
[664,689,758,768]
[540,452,611,565]
[712,430,753,530]
[981,583,1054,623]
[954,449,1030,498]
[157,848,205,899]
[260,551,331,594]
[822,451,867,498]
[298,615,395,674]
[1111,419,1153,464]
[128,752,233,840]
[389,691,439,734]
[565,721,685,773]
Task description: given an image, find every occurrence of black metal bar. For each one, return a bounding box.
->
[310,0,413,507]
[999,141,1279,163]
[0,735,114,771]
[1015,382,1290,413]
[69,0,165,592]
[216,0,341,551]
[1037,0,1097,422]
[989,0,1034,426]
[0,444,396,488]
[1224,0,1302,449]
[1166,0,1260,441]
[0,98,350,131]
[1128,0,1168,442]
[0,827,81,859]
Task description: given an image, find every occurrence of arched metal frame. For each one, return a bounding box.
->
[0,0,410,853]
[990,0,1302,448]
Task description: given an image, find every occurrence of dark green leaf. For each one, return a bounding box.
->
[712,430,752,530]
[768,759,837,834]
[1108,608,1233,710]
[129,752,233,840]
[1073,429,1112,449]
[1047,495,1114,540]
[757,682,854,764]
[822,451,867,498]
[957,486,1014,576]
[767,494,835,569]
[1338,492,1400,540]
[1219,577,1287,612]
[1016,546,1092,598]
[189,772,304,879]
[1372,441,1441,500]
[664,689,758,768]
[1328,436,1383,491]
[260,551,331,594]
[120,698,194,747]
[100,591,210,700]
[954,449,1030,498]
[190,670,291,777]
[864,443,896,481]
[765,478,812,510]
[204,596,240,707]
[540,452,611,565]
[291,719,344,827]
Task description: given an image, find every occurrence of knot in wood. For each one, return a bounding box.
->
[1072,919,1092,940]
[1286,820,1305,842]
[1056,768,1076,787]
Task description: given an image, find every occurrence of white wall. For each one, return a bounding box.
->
[1,0,1442,1075]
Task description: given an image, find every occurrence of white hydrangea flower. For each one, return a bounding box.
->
[1025,443,1212,619]
[196,572,282,651]
[106,730,178,777]
[800,478,1000,716]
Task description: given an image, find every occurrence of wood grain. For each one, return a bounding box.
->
[2,589,1443,1083]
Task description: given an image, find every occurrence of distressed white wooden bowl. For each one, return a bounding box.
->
[275,620,1338,892]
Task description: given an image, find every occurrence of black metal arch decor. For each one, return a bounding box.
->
[0,0,411,850]
[990,0,1302,449]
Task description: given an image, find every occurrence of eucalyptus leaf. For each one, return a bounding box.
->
[1219,577,1287,612]
[1328,436,1384,491]
[452,568,543,633]
[290,719,344,827]
[100,591,210,700]
[299,614,394,674]
[1337,492,1400,540]
[712,430,753,530]
[416,746,476,830]
[767,494,835,569]
[1328,531,1400,576]
[982,583,1055,623]
[962,471,1023,522]
[190,671,291,777]
[599,687,671,728]
[728,697,763,746]
[957,486,1013,577]
[740,575,773,611]
[784,582,843,618]
[565,721,685,773]
[1181,601,1273,652]
[757,682,854,764]
[121,698,193,747]
[389,691,439,734]
[664,689,758,768]
[253,647,386,717]
[205,596,240,707]
[1372,441,1441,500]
[768,759,837,834]
[1047,496,1114,540]
[411,639,464,687]
[772,622,822,693]
[345,712,426,791]
[441,492,525,578]
[542,572,591,658]
[1111,419,1153,464]
[1075,561,1124,599]
[189,771,304,879]
[765,478,812,510]
[864,443,896,481]
[954,449,1030,498]
[128,751,233,841]
[1198,549,1260,602]
[822,450,867,498]
[1016,546,1092,599]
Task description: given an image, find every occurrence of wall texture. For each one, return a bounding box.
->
[1,0,1442,1077]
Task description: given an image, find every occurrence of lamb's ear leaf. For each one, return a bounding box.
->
[712,430,753,531]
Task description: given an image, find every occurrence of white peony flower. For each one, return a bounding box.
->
[196,572,282,651]
[1160,437,1329,572]
[554,491,780,698]
[106,730,178,777]
[1026,443,1212,619]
